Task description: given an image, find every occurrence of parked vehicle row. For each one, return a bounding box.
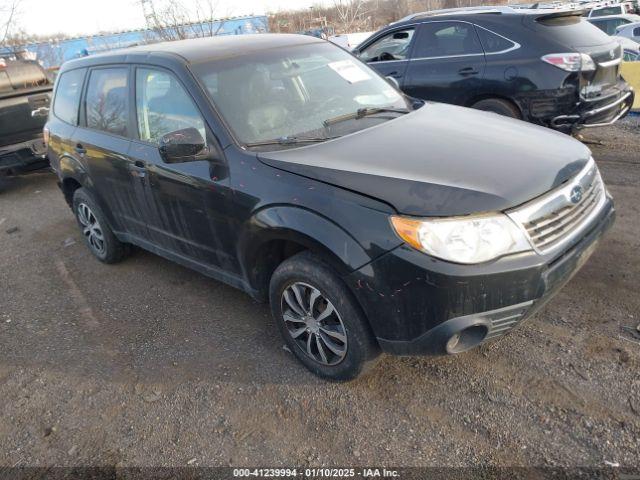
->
[353,6,634,132]
[46,34,616,380]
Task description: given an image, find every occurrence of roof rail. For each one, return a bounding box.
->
[390,4,582,23]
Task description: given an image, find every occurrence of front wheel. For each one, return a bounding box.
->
[269,252,380,381]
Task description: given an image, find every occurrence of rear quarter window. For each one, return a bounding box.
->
[476,27,517,53]
[53,68,86,126]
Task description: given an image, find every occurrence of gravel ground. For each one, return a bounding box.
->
[0,118,639,471]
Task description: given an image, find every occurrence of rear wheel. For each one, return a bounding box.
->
[269,252,380,381]
[471,98,521,119]
[72,188,129,264]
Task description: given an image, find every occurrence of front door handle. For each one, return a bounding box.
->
[387,71,403,79]
[74,144,86,155]
[458,67,479,76]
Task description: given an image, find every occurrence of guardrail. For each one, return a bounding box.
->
[621,62,640,112]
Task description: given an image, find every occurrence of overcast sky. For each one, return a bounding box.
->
[15,0,330,37]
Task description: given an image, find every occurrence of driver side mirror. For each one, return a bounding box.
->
[159,127,206,164]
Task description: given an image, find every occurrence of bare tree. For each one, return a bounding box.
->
[332,0,372,32]
[139,0,229,42]
[0,0,22,47]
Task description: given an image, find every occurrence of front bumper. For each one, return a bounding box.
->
[347,200,616,356]
[0,137,48,174]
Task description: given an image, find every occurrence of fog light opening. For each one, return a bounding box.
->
[446,325,488,354]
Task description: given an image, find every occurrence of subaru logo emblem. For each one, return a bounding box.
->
[570,186,583,204]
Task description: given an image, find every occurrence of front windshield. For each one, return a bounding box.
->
[193,42,410,146]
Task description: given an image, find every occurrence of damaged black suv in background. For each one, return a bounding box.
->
[354,6,634,132]
[46,35,615,381]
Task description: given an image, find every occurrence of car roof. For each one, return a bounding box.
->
[61,33,324,70]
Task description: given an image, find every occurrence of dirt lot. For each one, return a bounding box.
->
[0,118,639,471]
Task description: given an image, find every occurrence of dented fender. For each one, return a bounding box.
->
[238,205,373,295]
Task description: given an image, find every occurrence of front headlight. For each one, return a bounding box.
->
[390,213,533,264]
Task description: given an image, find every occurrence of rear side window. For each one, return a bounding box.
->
[476,27,517,53]
[592,18,630,35]
[590,6,623,17]
[85,68,129,136]
[53,68,86,126]
[135,68,206,144]
[633,26,640,36]
[413,22,483,58]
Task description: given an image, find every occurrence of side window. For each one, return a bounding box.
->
[609,19,630,34]
[135,68,206,144]
[359,28,415,62]
[53,68,86,126]
[85,68,129,136]
[413,22,483,58]
[634,26,640,37]
[476,27,517,54]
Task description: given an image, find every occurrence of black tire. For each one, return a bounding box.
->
[269,251,380,381]
[72,188,129,264]
[471,98,521,119]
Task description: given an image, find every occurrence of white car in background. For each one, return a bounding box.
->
[588,3,636,17]
[614,35,640,59]
[615,20,640,42]
[588,13,640,34]
[329,32,374,51]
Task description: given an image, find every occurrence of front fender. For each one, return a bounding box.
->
[238,205,373,293]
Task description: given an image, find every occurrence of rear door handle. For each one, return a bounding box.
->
[458,67,479,76]
[74,144,86,155]
[387,71,403,78]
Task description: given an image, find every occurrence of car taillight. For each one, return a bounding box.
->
[43,126,50,147]
[541,53,596,72]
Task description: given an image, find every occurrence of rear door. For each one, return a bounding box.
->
[72,66,150,239]
[403,21,486,105]
[357,27,416,84]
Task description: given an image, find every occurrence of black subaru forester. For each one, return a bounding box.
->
[45,34,615,381]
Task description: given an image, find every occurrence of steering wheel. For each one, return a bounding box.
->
[379,52,396,62]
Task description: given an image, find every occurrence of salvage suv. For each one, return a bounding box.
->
[354,6,634,131]
[46,35,615,381]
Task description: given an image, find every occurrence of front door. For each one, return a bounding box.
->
[403,21,486,105]
[128,66,235,271]
[74,66,150,239]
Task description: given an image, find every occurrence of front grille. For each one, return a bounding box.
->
[524,173,603,251]
[508,158,607,255]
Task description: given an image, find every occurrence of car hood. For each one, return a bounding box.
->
[258,102,592,217]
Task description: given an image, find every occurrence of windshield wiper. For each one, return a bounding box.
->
[323,107,410,127]
[245,135,338,148]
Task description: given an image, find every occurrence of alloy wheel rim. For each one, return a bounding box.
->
[77,203,106,256]
[281,282,347,366]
